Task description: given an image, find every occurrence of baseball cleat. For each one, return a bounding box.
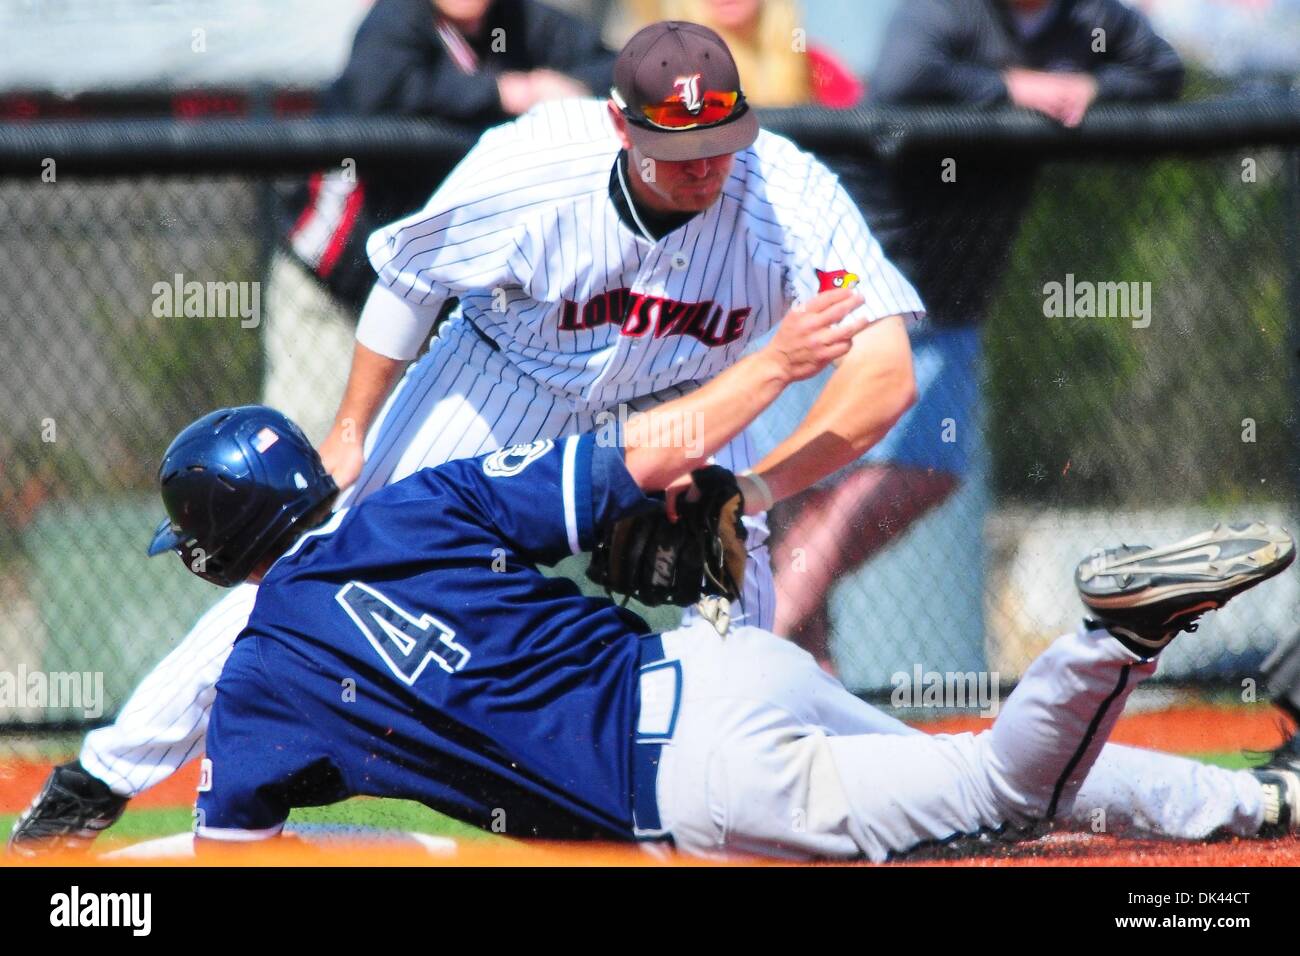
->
[1075,522,1295,656]
[1252,731,1300,837]
[7,760,129,856]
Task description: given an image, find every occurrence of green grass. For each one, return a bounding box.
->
[285,799,498,841]
[1,798,499,849]
[1193,750,1260,771]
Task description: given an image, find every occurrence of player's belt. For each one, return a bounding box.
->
[633,634,681,842]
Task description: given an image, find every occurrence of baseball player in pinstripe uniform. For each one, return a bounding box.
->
[10,20,919,849]
[10,20,1278,855]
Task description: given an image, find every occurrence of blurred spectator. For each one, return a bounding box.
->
[332,0,610,119]
[266,0,616,443]
[872,0,1184,118]
[610,0,862,107]
[763,0,1184,670]
[802,0,902,82]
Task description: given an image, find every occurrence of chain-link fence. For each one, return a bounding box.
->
[764,141,1300,692]
[1,98,1298,724]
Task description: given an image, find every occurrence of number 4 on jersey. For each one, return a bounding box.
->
[335,581,470,685]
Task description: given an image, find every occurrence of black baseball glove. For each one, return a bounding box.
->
[586,465,748,608]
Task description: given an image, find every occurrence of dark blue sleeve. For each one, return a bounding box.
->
[434,433,659,565]
[1089,0,1185,102]
[518,0,617,95]
[336,0,504,121]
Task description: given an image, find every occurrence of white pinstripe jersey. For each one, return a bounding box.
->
[367,98,923,408]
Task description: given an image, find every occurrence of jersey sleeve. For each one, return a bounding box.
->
[354,281,444,361]
[432,433,659,566]
[365,122,531,309]
[784,160,926,325]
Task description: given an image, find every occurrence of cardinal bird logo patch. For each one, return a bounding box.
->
[816,269,860,292]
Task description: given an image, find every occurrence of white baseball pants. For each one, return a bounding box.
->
[653,619,1266,860]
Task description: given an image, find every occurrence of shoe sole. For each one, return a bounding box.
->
[1075,521,1295,616]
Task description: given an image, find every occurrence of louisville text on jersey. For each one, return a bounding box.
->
[558,287,751,346]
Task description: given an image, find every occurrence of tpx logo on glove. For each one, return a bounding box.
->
[652,545,676,588]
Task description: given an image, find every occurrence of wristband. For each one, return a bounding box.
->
[739,470,775,513]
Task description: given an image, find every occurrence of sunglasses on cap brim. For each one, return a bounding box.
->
[611,86,748,132]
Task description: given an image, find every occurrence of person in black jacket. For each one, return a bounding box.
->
[872,0,1183,117]
[266,0,616,444]
[762,0,1184,672]
[335,0,614,121]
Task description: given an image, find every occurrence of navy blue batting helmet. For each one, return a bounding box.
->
[147,405,338,587]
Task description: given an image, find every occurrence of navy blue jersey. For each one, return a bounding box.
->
[230,433,661,837]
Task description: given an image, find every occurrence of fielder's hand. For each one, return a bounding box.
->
[1003,69,1098,128]
[769,288,867,381]
[587,465,748,609]
[318,425,364,493]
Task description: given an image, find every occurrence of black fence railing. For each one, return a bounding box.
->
[1,95,1298,176]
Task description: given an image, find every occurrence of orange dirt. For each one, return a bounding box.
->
[2,839,726,868]
[6,833,1297,868]
[920,702,1290,754]
[900,832,1300,867]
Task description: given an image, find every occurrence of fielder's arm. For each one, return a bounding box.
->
[622,288,866,493]
[318,282,444,489]
[741,313,916,514]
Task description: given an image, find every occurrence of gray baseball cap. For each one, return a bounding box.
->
[612,21,759,162]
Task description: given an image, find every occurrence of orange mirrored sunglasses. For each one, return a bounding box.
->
[616,87,744,131]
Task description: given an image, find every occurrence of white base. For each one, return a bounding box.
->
[101,827,458,860]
